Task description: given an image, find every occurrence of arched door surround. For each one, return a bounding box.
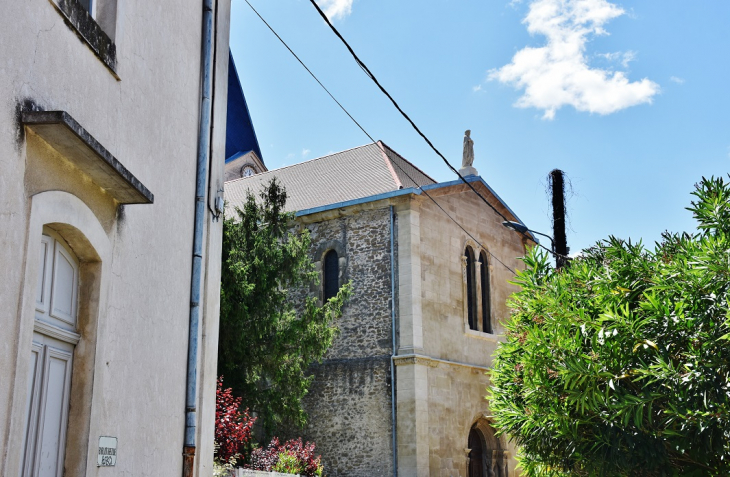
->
[467,419,508,477]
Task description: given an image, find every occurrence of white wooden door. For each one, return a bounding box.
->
[22,233,79,477]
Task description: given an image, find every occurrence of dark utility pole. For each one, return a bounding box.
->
[549,169,569,268]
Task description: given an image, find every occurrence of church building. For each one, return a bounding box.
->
[225,139,535,477]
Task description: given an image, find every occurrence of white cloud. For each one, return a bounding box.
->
[598,51,620,62]
[489,0,659,120]
[473,85,483,92]
[670,76,685,84]
[597,51,636,68]
[316,0,354,20]
[302,148,311,158]
[620,50,637,68]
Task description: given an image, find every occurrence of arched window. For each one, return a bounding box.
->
[479,252,492,334]
[465,247,477,330]
[323,250,339,301]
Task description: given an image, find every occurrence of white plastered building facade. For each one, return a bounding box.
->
[0,0,231,475]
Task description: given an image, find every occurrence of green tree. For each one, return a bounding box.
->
[490,176,730,476]
[219,178,351,433]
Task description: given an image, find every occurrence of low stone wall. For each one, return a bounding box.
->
[232,470,300,477]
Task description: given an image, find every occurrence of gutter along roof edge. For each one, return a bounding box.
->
[296,175,538,243]
[295,187,420,217]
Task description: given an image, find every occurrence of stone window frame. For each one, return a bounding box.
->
[6,191,112,477]
[49,0,119,77]
[313,240,347,305]
[478,250,492,334]
[323,250,339,301]
[461,239,495,338]
[464,245,477,330]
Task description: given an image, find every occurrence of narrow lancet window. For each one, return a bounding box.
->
[479,252,491,333]
[323,250,339,301]
[465,247,477,330]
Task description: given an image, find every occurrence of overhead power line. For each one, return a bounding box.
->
[305,2,508,220]
[243,0,517,274]
[241,0,371,141]
[306,0,567,261]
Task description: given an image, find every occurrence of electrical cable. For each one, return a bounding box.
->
[306,0,567,261]
[242,0,371,143]
[243,0,517,274]
[244,0,518,273]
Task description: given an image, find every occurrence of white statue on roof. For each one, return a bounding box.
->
[462,130,474,167]
[460,129,478,176]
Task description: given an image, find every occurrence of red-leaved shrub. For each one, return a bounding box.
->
[215,376,256,463]
[249,437,323,476]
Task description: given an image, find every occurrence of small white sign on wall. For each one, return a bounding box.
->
[97,436,117,467]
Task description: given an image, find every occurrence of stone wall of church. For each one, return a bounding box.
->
[417,188,526,368]
[426,363,489,477]
[412,188,526,476]
[291,206,395,477]
[424,364,519,477]
[302,356,393,476]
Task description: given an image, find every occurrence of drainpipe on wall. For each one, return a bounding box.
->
[389,205,398,477]
[183,0,215,475]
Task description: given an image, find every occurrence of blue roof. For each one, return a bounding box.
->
[226,51,263,162]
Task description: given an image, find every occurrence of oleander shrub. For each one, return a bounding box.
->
[490,176,730,476]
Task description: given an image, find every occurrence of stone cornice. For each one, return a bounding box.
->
[392,353,491,373]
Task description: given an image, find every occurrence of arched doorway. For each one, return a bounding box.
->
[468,427,485,477]
[11,191,110,477]
[467,420,508,477]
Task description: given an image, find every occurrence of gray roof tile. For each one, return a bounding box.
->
[224,141,435,213]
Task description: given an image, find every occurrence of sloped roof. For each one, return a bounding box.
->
[226,51,263,162]
[224,141,435,213]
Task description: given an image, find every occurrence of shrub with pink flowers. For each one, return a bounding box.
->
[249,437,323,477]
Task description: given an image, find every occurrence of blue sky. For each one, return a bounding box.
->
[230,0,729,256]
